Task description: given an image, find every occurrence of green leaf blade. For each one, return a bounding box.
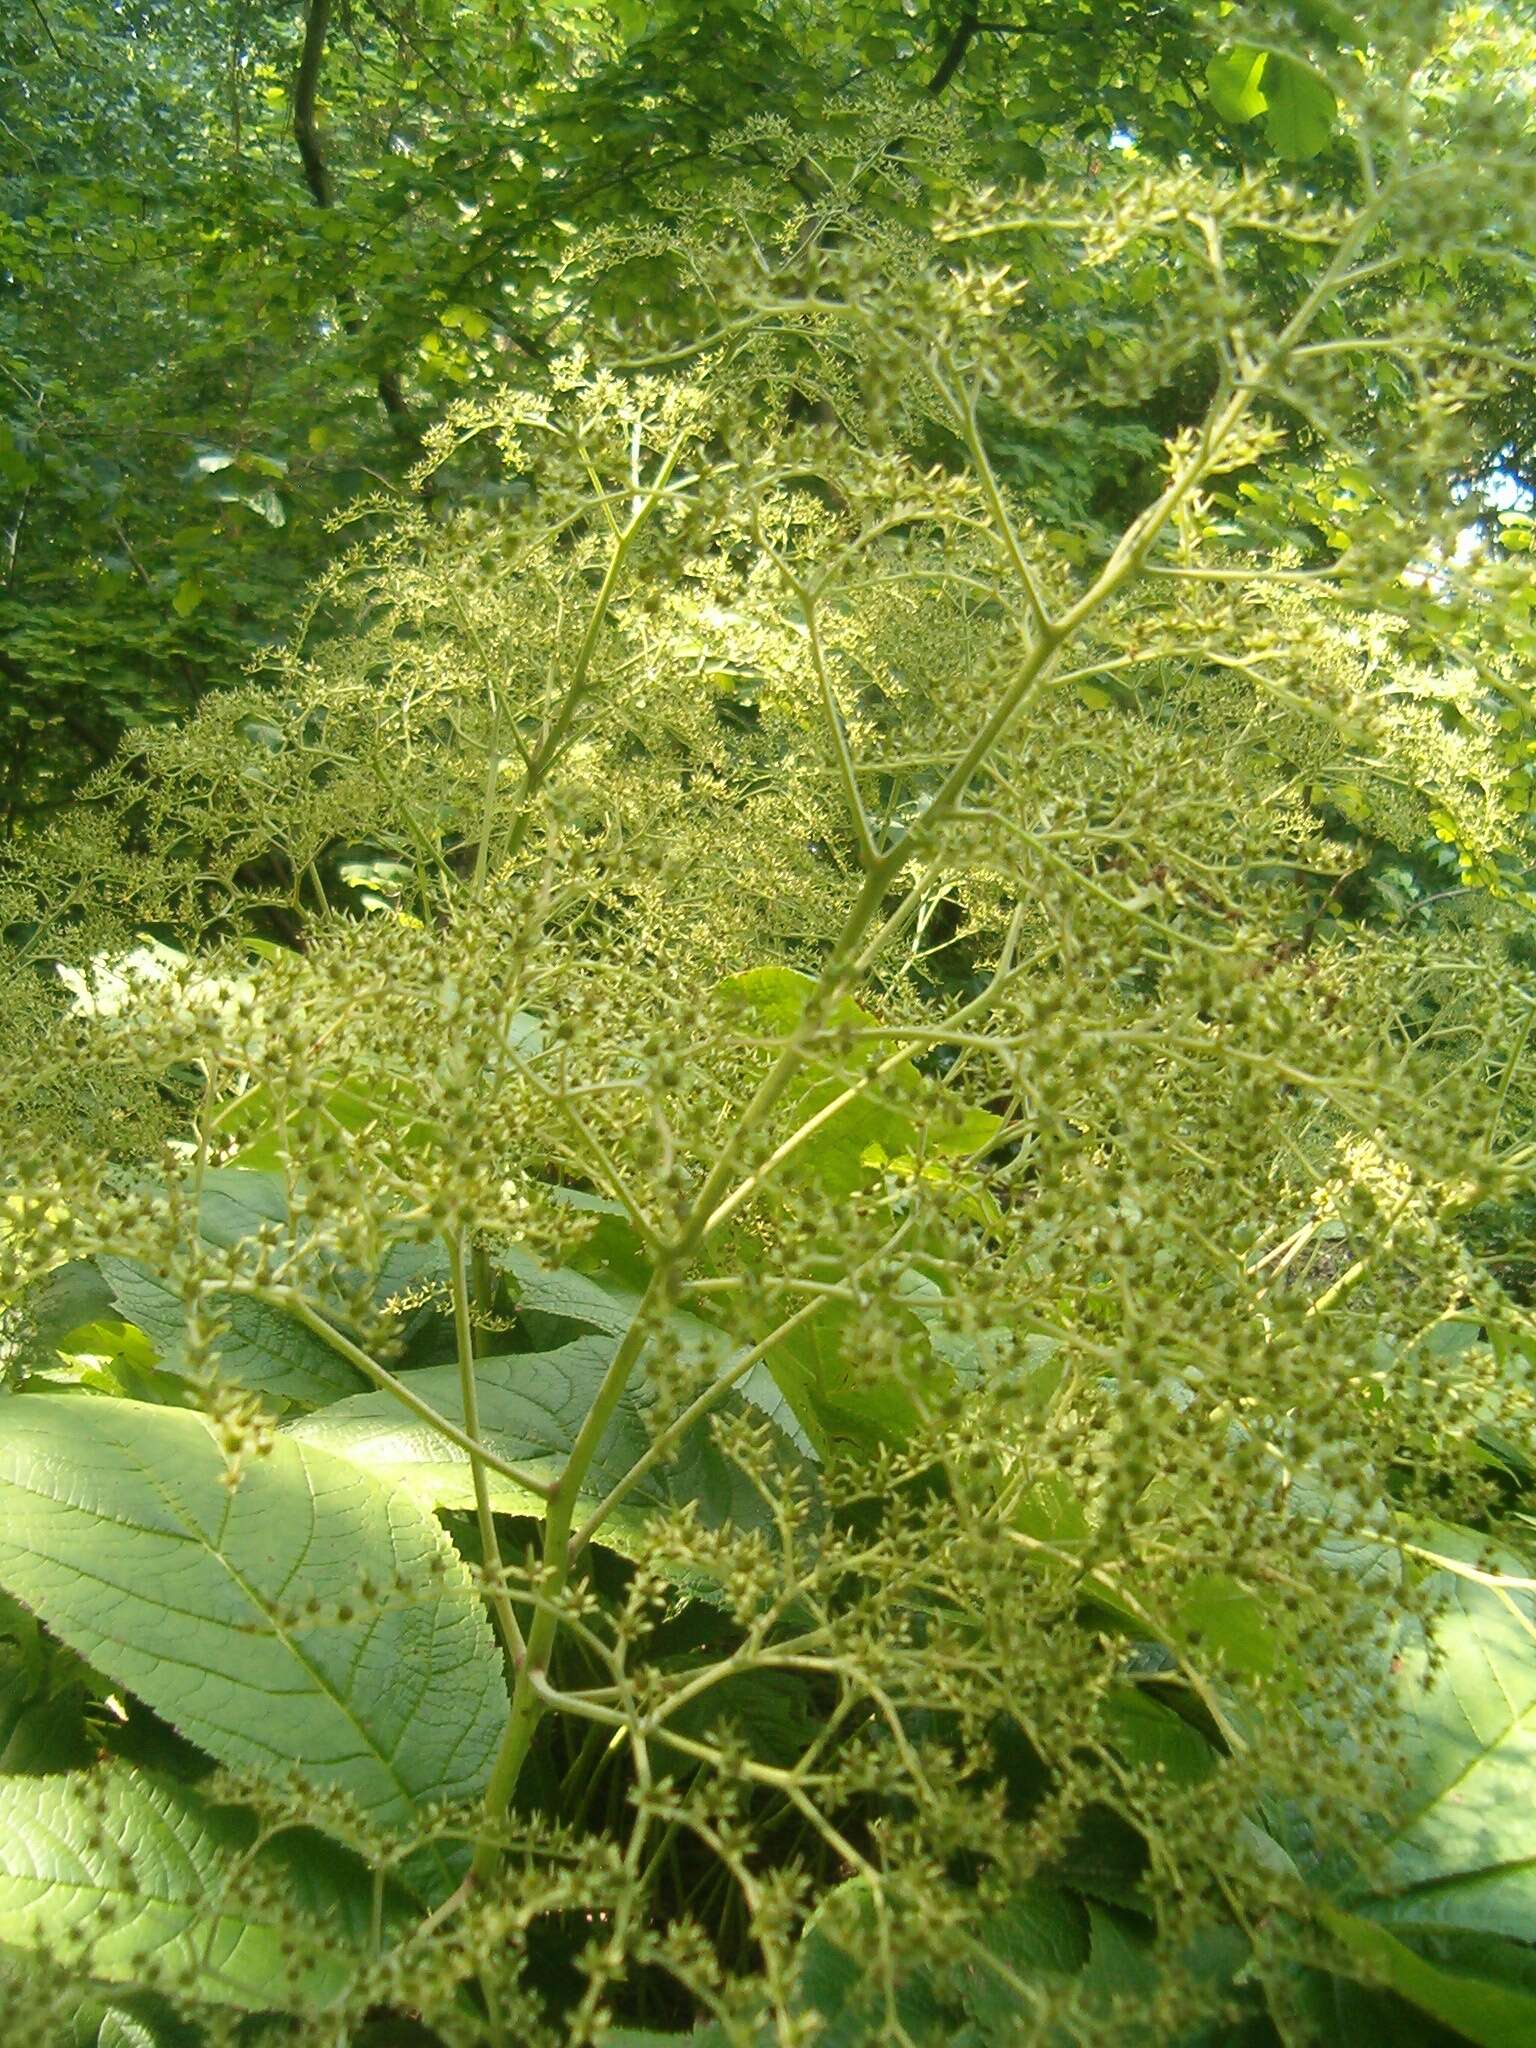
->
[1261,55,1337,160]
[1205,46,1269,124]
[1322,1905,1536,2047]
[0,1766,388,2012]
[98,1258,365,1408]
[0,1395,505,1832]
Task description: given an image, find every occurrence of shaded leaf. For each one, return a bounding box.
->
[286,1337,811,1552]
[497,1244,818,1456]
[17,1262,116,1357]
[0,1766,394,2012]
[1261,55,1336,161]
[98,1256,365,1408]
[1321,1904,1536,2047]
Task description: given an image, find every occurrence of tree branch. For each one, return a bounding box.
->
[294,0,333,207]
[927,9,980,96]
[928,9,1055,96]
[293,0,414,432]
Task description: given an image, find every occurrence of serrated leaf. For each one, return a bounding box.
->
[497,1245,642,1336]
[1101,1687,1218,1787]
[1171,1571,1279,1677]
[0,1395,505,1833]
[185,1169,291,1246]
[767,1301,950,1457]
[960,1885,1089,2029]
[94,2003,185,2048]
[286,1337,809,1547]
[286,1339,637,1522]
[173,1167,444,1331]
[791,1878,955,2044]
[659,1668,818,1781]
[0,1766,393,2012]
[497,1244,818,1456]
[19,1262,116,1356]
[98,1257,365,1408]
[1342,1529,1536,1944]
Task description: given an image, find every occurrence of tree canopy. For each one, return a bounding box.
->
[13,0,1526,823]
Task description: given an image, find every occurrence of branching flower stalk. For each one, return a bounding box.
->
[454,167,1400,1880]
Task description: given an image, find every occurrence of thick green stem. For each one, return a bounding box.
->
[470,1655,547,1884]
[469,1265,670,1872]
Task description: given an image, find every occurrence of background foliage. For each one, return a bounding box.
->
[10,0,1499,828]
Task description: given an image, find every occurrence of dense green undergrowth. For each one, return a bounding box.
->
[5,18,1536,2044]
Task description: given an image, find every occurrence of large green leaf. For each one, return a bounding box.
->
[0,1766,393,2012]
[785,1879,1170,2045]
[497,1245,817,1457]
[1260,55,1336,161]
[17,1262,116,1358]
[501,1229,972,1462]
[717,967,1002,1198]
[98,1257,365,1408]
[945,1884,1091,2035]
[0,1395,505,1832]
[496,1246,642,1337]
[84,1167,443,1406]
[0,1965,199,2048]
[1204,46,1336,160]
[172,1169,446,1327]
[287,1338,646,1527]
[658,1667,819,1782]
[286,1338,808,1546]
[183,1169,291,1246]
[765,1300,952,1458]
[1205,46,1269,123]
[1344,1529,1536,1943]
[210,1075,422,1172]
[1320,1905,1536,2046]
[1291,1528,1536,2037]
[789,1878,957,2046]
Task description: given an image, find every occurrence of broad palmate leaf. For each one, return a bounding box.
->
[99,1257,365,1408]
[1310,1527,1536,2042]
[0,1395,505,1830]
[0,1766,392,2012]
[1346,1529,1536,1942]
[288,1337,812,1543]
